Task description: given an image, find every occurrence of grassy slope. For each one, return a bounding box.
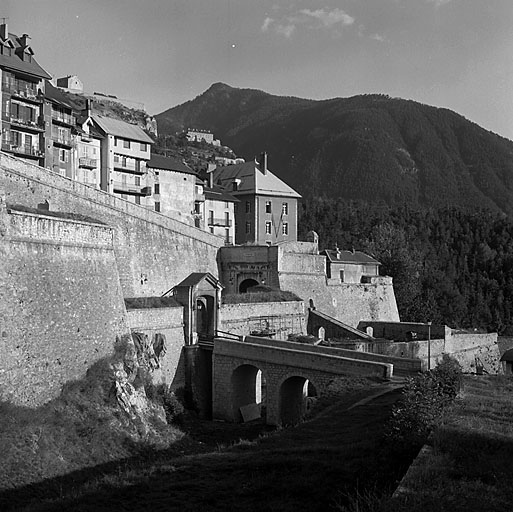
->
[362,375,513,512]
[1,379,410,512]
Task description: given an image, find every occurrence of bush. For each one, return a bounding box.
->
[146,384,185,425]
[385,356,462,448]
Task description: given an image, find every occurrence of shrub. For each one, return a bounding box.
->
[385,356,462,449]
[146,384,185,425]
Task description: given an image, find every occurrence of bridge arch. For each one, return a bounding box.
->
[230,364,266,422]
[278,374,318,426]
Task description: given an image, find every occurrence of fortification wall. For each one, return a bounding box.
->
[0,205,130,406]
[279,273,400,328]
[125,306,186,390]
[0,152,222,297]
[220,301,306,340]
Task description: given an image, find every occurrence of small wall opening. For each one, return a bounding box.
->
[239,278,259,293]
[278,376,317,426]
[230,364,266,422]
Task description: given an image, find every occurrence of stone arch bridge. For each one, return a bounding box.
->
[212,336,392,426]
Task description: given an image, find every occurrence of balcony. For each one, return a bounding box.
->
[112,181,152,196]
[113,159,144,175]
[51,111,74,126]
[207,217,232,227]
[79,157,98,169]
[2,80,41,103]
[1,142,43,159]
[5,114,45,132]
[52,133,72,147]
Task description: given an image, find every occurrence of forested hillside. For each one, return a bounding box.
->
[299,199,513,333]
[156,83,513,216]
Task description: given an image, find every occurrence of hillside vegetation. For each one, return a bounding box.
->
[156,83,513,215]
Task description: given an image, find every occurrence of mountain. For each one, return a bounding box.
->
[156,83,513,215]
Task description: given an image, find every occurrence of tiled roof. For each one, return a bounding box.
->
[147,154,196,175]
[204,185,239,203]
[44,82,74,109]
[212,160,301,198]
[0,32,51,79]
[323,250,381,265]
[91,114,154,144]
[174,272,222,289]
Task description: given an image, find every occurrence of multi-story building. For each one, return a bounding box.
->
[212,153,301,245]
[91,114,154,205]
[43,83,75,178]
[0,23,50,167]
[75,101,102,189]
[146,154,197,222]
[204,184,238,245]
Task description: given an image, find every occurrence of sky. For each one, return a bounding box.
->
[3,0,513,139]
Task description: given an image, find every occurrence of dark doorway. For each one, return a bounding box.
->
[239,278,259,293]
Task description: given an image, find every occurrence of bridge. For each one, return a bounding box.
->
[211,335,394,426]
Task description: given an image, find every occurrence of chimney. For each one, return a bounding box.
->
[84,98,92,117]
[260,151,268,175]
[207,163,216,188]
[20,33,31,48]
[0,21,7,41]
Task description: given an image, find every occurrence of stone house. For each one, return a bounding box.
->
[322,247,381,283]
[212,152,301,245]
[0,22,51,167]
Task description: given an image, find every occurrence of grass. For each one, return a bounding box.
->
[338,375,513,512]
[0,377,410,512]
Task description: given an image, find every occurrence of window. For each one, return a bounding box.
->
[59,148,69,163]
[225,228,230,243]
[154,183,160,194]
[225,212,230,226]
[135,176,140,187]
[265,201,272,213]
[340,270,345,282]
[114,137,119,146]
[140,142,147,151]
[123,139,130,149]
[210,226,214,234]
[225,201,230,208]
[245,222,251,234]
[282,202,288,215]
[155,202,161,212]
[135,196,140,205]
[265,221,272,235]
[246,201,251,213]
[282,222,289,236]
[209,210,214,223]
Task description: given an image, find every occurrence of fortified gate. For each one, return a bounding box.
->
[212,336,392,426]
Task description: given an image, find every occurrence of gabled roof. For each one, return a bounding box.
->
[204,185,239,203]
[91,114,154,144]
[322,249,381,265]
[174,272,222,290]
[212,160,301,199]
[147,154,196,175]
[0,32,51,80]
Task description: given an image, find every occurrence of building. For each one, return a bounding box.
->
[146,153,197,222]
[55,74,83,94]
[186,128,214,144]
[75,100,102,189]
[0,22,51,167]
[212,153,301,245]
[204,183,238,245]
[43,83,76,179]
[91,114,154,205]
[322,248,381,283]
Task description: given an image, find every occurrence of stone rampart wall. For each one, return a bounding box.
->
[219,301,306,340]
[0,205,130,406]
[0,152,222,297]
[125,306,186,390]
[279,273,400,328]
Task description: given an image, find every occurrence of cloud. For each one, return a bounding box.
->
[261,7,354,38]
[370,33,385,42]
[299,8,354,28]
